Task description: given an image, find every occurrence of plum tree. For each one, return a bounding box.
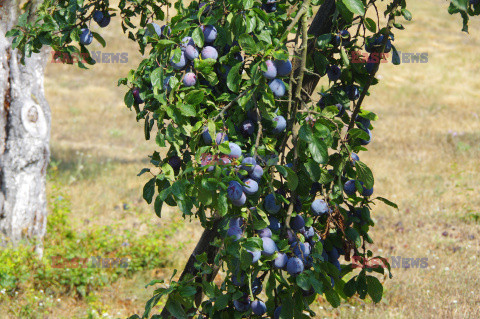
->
[9,0,480,317]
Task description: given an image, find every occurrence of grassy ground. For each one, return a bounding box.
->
[2,0,480,318]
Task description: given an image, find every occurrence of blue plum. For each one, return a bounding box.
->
[180,36,195,51]
[215,132,228,144]
[304,226,315,239]
[232,192,246,206]
[264,193,281,214]
[170,52,186,70]
[263,60,277,79]
[274,252,288,269]
[252,278,263,295]
[248,250,261,263]
[233,295,251,312]
[232,272,245,286]
[360,129,372,145]
[350,152,360,165]
[268,216,281,231]
[79,28,93,45]
[249,165,264,181]
[327,65,341,81]
[241,157,256,173]
[163,76,173,93]
[185,45,199,60]
[275,59,292,76]
[257,228,272,238]
[262,237,277,255]
[93,11,104,23]
[327,247,339,261]
[334,30,351,46]
[202,25,217,43]
[344,180,357,196]
[242,178,258,195]
[228,142,242,158]
[356,115,371,130]
[227,181,243,201]
[229,217,244,228]
[201,46,219,60]
[272,115,287,134]
[202,127,213,144]
[132,88,144,104]
[362,186,374,197]
[226,226,243,241]
[286,229,297,244]
[98,14,110,27]
[291,241,310,260]
[183,72,197,87]
[346,85,360,100]
[286,257,304,275]
[251,300,267,316]
[240,119,255,136]
[311,199,329,216]
[269,79,286,97]
[290,215,305,231]
[168,155,182,171]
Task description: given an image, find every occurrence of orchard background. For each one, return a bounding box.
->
[1,0,480,318]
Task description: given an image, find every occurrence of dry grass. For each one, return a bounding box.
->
[2,0,480,317]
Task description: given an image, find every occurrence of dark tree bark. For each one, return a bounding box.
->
[0,0,51,257]
[159,1,337,317]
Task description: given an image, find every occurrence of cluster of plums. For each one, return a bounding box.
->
[79,10,111,45]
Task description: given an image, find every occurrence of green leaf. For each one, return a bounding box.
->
[309,137,328,164]
[375,196,399,209]
[192,27,205,48]
[238,33,257,54]
[355,161,374,189]
[180,104,197,117]
[346,228,362,248]
[151,67,163,88]
[316,34,332,49]
[451,0,468,11]
[364,18,376,33]
[227,62,243,93]
[340,47,350,67]
[165,299,187,319]
[304,160,321,182]
[344,276,357,297]
[341,0,366,15]
[401,9,412,21]
[91,32,106,47]
[366,275,383,303]
[324,289,340,308]
[391,45,401,65]
[296,273,311,291]
[143,178,156,204]
[185,90,205,105]
[154,195,163,218]
[243,237,263,251]
[217,191,228,216]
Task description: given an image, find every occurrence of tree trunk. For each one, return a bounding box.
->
[0,0,51,257]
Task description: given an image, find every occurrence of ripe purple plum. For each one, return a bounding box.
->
[183,72,197,87]
[79,28,93,45]
[232,192,246,206]
[202,25,217,43]
[257,228,272,238]
[241,157,256,173]
[261,237,277,256]
[185,45,199,60]
[233,295,251,312]
[132,88,144,104]
[274,252,288,269]
[263,60,277,79]
[98,14,110,27]
[229,217,244,228]
[226,226,243,241]
[268,216,281,231]
[248,250,261,263]
[228,142,242,158]
[264,193,281,214]
[227,181,243,201]
[180,36,195,51]
[202,127,213,144]
[272,115,286,134]
[275,59,292,76]
[201,46,219,60]
[249,165,264,181]
[251,300,267,316]
[269,79,286,97]
[215,132,228,144]
[344,180,357,196]
[170,52,186,70]
[242,178,258,195]
[311,199,329,216]
[290,215,305,231]
[93,11,104,23]
[168,155,182,171]
[240,119,255,137]
[286,257,304,275]
[360,129,372,145]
